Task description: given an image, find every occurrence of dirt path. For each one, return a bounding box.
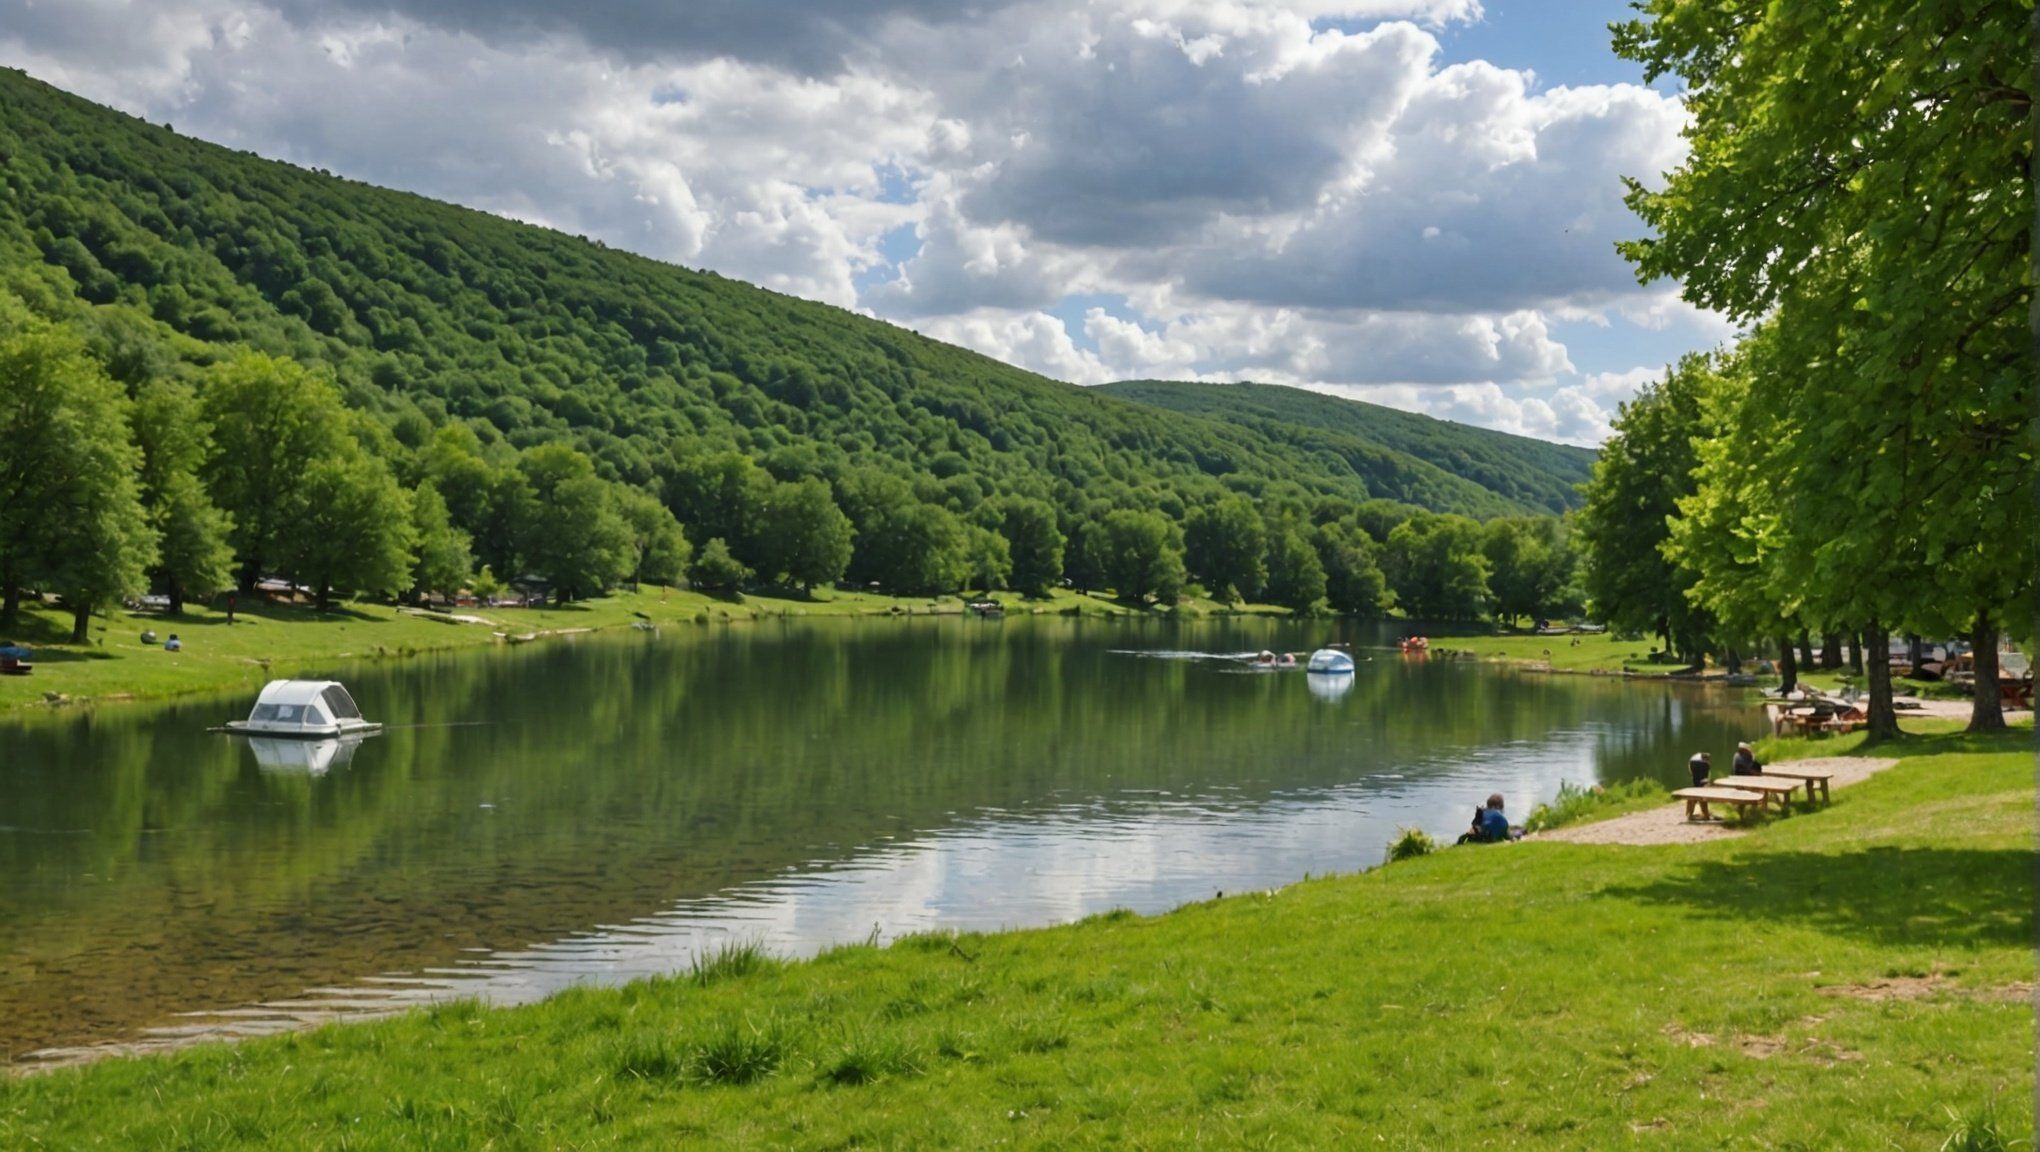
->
[1534,757,1901,846]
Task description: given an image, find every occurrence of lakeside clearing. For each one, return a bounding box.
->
[3,725,2028,1148]
[0,587,1288,718]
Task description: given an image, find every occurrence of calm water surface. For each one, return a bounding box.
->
[0,618,1750,1062]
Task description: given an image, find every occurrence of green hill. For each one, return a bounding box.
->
[0,69,1585,523]
[1099,380,1598,515]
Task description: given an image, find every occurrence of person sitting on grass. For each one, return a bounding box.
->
[1731,741,1761,775]
[163,633,181,652]
[1456,794,1512,844]
[1687,750,1713,787]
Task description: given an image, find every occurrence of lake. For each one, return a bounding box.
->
[0,618,1751,1063]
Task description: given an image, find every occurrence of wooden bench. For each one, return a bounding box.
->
[1673,786,1768,823]
[1756,767,1834,804]
[1708,774,1806,812]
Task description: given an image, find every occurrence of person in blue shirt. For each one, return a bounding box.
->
[1458,794,1512,844]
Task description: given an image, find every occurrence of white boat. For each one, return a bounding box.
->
[1306,648,1355,674]
[220,680,382,739]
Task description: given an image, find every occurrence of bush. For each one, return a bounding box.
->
[688,537,751,595]
[1384,826,1438,863]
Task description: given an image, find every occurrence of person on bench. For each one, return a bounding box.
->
[1687,751,1713,788]
[1456,794,1512,845]
[1731,742,1761,775]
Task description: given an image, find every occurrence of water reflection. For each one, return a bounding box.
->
[245,735,371,775]
[1304,670,1357,702]
[0,619,1753,1063]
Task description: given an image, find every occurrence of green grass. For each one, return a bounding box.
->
[0,585,1284,718]
[1522,777,1668,833]
[2,731,2028,1149]
[1424,630,1689,675]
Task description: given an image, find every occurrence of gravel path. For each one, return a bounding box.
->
[1534,757,1902,847]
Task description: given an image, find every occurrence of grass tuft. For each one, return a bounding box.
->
[689,937,775,987]
[681,1016,794,1087]
[819,1026,926,1086]
[1384,826,1438,863]
[1942,1098,2024,1152]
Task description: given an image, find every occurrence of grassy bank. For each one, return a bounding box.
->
[3,729,2028,1149]
[1422,630,1688,675]
[0,587,1285,718]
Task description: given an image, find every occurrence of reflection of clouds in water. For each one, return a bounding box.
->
[52,726,1606,1060]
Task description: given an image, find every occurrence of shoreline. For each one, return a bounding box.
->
[4,727,2026,1147]
[0,587,1296,722]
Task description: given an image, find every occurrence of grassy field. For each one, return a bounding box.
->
[0,586,1282,718]
[2,728,2028,1149]
[1424,630,1687,675]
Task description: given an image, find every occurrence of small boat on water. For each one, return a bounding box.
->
[1306,647,1355,674]
[1399,636,1430,655]
[218,680,382,739]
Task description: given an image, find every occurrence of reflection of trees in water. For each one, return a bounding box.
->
[0,621,1747,1056]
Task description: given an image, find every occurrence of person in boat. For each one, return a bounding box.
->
[1687,750,1713,787]
[1457,794,1512,844]
[1255,650,1277,666]
[1730,742,1761,775]
[163,633,182,652]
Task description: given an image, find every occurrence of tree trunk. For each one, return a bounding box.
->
[0,585,17,631]
[1796,631,1816,671]
[166,578,185,616]
[316,581,333,611]
[1907,633,1925,670]
[1776,637,1798,693]
[1968,612,2007,733]
[238,558,260,595]
[1820,632,1842,670]
[70,604,91,645]
[1864,620,1899,740]
[1848,632,1865,675]
[1725,646,1742,675]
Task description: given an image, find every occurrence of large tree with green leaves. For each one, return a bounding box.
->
[1614,0,2032,733]
[1100,509,1186,606]
[757,478,853,593]
[516,443,634,601]
[1184,497,1266,604]
[996,497,1064,598]
[131,381,235,613]
[1382,512,1490,622]
[1313,521,1390,618]
[1574,357,1715,659]
[281,452,416,609]
[0,320,158,638]
[200,352,348,591]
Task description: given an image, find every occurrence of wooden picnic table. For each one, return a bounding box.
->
[1755,767,1834,804]
[1708,774,1805,812]
[1673,786,1768,823]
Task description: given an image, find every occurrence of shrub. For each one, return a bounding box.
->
[1384,826,1438,863]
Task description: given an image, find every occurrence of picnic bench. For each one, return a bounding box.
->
[1755,767,1834,804]
[1673,786,1767,823]
[1708,775,1806,813]
[0,646,31,676]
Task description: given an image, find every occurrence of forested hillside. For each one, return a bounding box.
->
[1099,381,1596,515]
[0,68,1592,627]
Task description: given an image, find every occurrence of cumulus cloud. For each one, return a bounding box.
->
[0,0,1717,445]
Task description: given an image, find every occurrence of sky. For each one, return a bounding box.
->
[0,0,1731,446]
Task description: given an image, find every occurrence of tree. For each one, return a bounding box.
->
[1184,497,1266,603]
[758,478,852,592]
[131,382,234,613]
[408,483,474,599]
[688,537,751,595]
[667,451,771,569]
[200,352,348,590]
[1382,512,1490,622]
[1481,517,1572,626]
[861,502,971,596]
[963,524,1012,596]
[1574,358,1715,658]
[0,322,158,638]
[1314,521,1390,617]
[280,451,416,609]
[1614,0,2031,735]
[616,487,691,588]
[997,497,1064,598]
[1265,527,1326,614]
[1062,515,1109,595]
[516,444,633,601]
[1100,509,1186,605]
